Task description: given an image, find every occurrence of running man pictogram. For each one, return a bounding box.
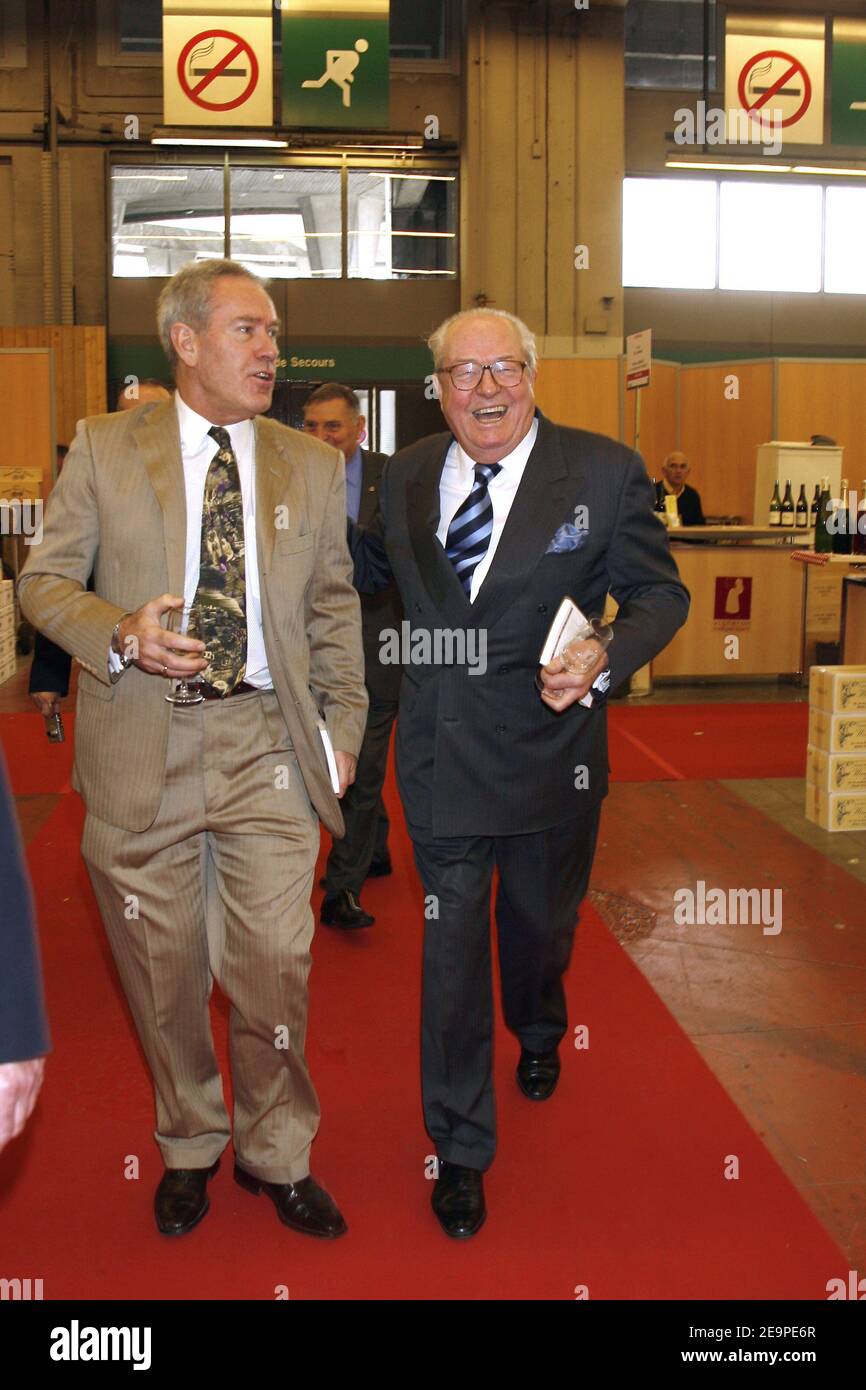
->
[302,39,368,108]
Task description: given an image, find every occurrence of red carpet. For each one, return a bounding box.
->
[609,702,808,781]
[1,713,75,795]
[1,702,808,801]
[0,701,844,1300]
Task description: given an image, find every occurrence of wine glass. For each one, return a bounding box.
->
[560,618,613,674]
[164,604,205,706]
[535,616,613,698]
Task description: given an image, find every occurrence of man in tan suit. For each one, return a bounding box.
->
[18,259,368,1239]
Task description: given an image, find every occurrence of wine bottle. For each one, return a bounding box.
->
[768,480,782,527]
[853,479,866,557]
[833,477,852,555]
[780,479,795,528]
[795,484,809,529]
[810,483,820,527]
[814,477,833,554]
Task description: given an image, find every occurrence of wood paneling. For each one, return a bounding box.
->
[778,361,866,489]
[654,545,804,679]
[534,358,620,438]
[680,362,774,522]
[0,348,53,500]
[624,360,678,478]
[0,325,106,449]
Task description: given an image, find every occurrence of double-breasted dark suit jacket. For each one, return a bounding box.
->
[352,412,690,838]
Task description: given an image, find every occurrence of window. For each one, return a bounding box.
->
[0,0,26,69]
[348,171,457,280]
[624,176,864,294]
[622,178,717,289]
[112,164,458,280]
[391,2,447,61]
[118,0,160,55]
[111,167,225,277]
[230,168,342,279]
[718,182,822,294]
[625,0,717,91]
[824,187,866,297]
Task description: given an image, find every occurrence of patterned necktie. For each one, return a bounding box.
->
[193,425,247,695]
[445,462,502,597]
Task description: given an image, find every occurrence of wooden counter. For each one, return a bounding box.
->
[841,575,866,665]
[670,524,813,543]
[655,542,805,679]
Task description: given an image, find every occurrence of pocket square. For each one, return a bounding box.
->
[545,522,588,554]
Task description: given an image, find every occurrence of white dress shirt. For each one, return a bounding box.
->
[435,417,539,602]
[174,392,272,689]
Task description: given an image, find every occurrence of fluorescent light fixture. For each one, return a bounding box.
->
[793,165,866,177]
[666,158,793,173]
[381,173,456,181]
[111,173,189,181]
[666,156,866,178]
[151,132,288,148]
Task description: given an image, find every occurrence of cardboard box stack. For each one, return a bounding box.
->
[0,580,16,685]
[806,665,866,831]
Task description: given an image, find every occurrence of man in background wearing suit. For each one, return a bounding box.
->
[302,384,401,930]
[19,260,367,1239]
[0,752,50,1155]
[352,308,689,1238]
[29,381,172,725]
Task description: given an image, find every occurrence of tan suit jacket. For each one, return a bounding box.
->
[18,399,368,835]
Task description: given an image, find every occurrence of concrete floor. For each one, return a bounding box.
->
[3,658,865,1274]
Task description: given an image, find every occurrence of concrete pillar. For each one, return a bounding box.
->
[462,2,624,358]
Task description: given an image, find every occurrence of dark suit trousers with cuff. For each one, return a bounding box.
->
[409,801,601,1172]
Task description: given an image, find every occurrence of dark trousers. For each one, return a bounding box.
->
[410,804,601,1171]
[324,693,398,895]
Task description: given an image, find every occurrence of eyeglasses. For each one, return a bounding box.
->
[439,359,527,390]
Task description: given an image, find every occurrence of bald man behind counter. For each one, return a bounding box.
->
[655,452,705,526]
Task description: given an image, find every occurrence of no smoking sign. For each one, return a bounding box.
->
[725,32,825,145]
[164,15,272,127]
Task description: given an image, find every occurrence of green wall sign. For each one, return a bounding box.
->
[831,19,866,146]
[281,1,390,131]
[109,341,432,385]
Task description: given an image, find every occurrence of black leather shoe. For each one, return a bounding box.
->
[320,889,374,929]
[431,1159,486,1239]
[516,1048,561,1101]
[234,1164,347,1238]
[154,1160,220,1236]
[367,852,392,879]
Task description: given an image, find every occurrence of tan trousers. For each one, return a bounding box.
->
[81,688,321,1183]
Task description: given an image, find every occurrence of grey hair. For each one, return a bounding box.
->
[427,308,538,373]
[156,258,269,369]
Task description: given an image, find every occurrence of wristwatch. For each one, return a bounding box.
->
[110,614,134,673]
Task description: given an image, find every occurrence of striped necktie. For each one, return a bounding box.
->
[193,425,247,695]
[445,462,502,598]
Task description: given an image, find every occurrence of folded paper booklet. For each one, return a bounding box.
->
[318,723,342,794]
[539,596,608,708]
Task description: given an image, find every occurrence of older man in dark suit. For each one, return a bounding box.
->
[351,308,689,1238]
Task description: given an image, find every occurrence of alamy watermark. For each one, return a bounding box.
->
[0,499,43,545]
[673,101,783,158]
[673,880,782,936]
[379,622,487,676]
